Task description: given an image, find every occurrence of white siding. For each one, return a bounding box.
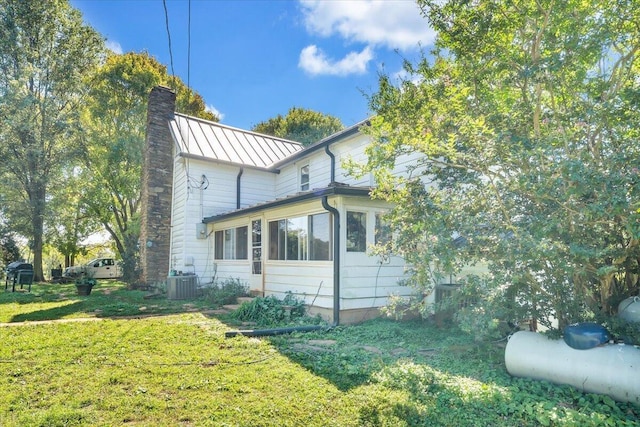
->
[337,197,413,310]
[169,157,276,283]
[168,124,427,319]
[240,168,276,208]
[334,133,373,186]
[274,135,369,196]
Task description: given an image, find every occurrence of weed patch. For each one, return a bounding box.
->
[201,277,249,307]
[232,292,321,327]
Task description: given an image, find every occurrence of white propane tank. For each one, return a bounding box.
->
[505,331,640,404]
[618,296,640,323]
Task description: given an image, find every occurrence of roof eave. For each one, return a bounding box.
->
[203,185,372,224]
[177,152,280,173]
[270,119,370,169]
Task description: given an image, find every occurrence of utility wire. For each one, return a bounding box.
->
[187,0,191,106]
[162,0,176,82]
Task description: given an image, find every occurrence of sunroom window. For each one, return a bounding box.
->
[375,212,392,246]
[269,213,331,261]
[346,211,367,252]
[214,226,248,260]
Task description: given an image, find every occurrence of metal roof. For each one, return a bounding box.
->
[169,113,303,168]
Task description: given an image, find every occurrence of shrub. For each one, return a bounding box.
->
[232,292,309,326]
[202,278,249,307]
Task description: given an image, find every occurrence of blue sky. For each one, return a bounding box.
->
[71,0,435,130]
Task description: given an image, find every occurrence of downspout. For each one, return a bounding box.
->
[236,167,244,209]
[325,144,335,184]
[322,196,340,326]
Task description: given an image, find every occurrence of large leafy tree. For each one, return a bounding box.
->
[359,0,640,335]
[82,51,216,285]
[0,0,104,281]
[47,173,100,268]
[253,107,343,146]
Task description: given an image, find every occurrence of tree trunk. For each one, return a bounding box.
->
[30,184,46,282]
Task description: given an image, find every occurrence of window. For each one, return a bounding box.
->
[252,220,262,274]
[269,213,332,261]
[346,211,367,252]
[309,213,331,260]
[375,213,392,246]
[214,226,248,260]
[300,164,310,191]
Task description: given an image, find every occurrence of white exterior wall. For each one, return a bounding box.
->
[209,199,335,309]
[261,200,334,308]
[333,133,375,186]
[169,127,432,321]
[274,133,376,196]
[170,157,277,284]
[336,196,412,311]
[275,150,331,197]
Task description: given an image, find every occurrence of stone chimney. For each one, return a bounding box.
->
[139,86,176,285]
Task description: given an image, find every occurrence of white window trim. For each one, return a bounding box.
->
[300,164,310,191]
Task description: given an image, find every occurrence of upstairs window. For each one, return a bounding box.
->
[300,164,310,191]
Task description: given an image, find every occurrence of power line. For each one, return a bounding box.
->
[187,0,191,103]
[162,0,175,82]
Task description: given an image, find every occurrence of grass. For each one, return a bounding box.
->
[0,280,212,323]
[1,281,639,426]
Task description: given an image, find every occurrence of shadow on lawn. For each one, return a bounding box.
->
[2,280,208,323]
[10,300,86,322]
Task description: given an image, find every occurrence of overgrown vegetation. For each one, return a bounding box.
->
[232,292,321,327]
[354,0,640,338]
[202,277,249,307]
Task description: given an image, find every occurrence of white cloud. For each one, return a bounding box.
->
[206,104,224,121]
[299,0,435,51]
[106,40,123,54]
[299,45,373,76]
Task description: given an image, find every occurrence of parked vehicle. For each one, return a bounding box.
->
[63,258,122,279]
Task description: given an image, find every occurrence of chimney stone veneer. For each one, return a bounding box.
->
[140,86,176,285]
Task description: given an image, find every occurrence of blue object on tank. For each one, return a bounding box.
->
[563,322,610,350]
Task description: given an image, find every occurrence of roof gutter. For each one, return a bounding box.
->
[325,144,335,183]
[236,167,244,209]
[203,185,370,224]
[177,152,280,174]
[321,196,340,326]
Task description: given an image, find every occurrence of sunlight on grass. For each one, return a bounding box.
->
[1,284,638,426]
[0,314,356,426]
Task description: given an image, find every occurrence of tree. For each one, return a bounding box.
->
[82,51,216,285]
[358,0,640,337]
[0,229,21,269]
[0,0,104,281]
[253,107,344,146]
[47,174,100,268]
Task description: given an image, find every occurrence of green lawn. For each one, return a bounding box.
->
[1,282,638,426]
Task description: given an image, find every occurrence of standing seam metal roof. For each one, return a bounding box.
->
[169,113,303,168]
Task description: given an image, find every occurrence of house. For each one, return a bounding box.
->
[140,86,433,324]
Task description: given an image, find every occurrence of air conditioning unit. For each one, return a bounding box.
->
[166,275,199,300]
